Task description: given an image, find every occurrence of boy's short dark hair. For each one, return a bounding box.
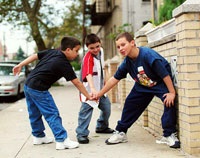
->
[115,32,134,42]
[85,33,101,47]
[61,36,81,51]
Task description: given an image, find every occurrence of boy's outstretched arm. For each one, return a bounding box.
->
[71,78,93,100]
[162,75,176,107]
[13,54,38,75]
[97,76,119,98]
[86,74,98,98]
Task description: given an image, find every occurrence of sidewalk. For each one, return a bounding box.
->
[0,82,196,158]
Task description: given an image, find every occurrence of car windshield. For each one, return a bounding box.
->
[0,65,14,76]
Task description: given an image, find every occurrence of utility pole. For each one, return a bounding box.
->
[82,0,86,56]
[26,38,29,57]
[3,31,7,61]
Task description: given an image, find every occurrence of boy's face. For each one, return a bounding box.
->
[87,42,101,56]
[116,37,135,57]
[66,45,81,60]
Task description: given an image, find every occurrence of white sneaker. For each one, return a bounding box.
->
[56,137,79,150]
[156,133,180,148]
[105,131,128,145]
[33,136,54,145]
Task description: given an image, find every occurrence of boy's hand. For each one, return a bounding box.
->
[90,87,98,99]
[86,93,99,102]
[163,92,175,107]
[91,93,99,102]
[12,65,22,75]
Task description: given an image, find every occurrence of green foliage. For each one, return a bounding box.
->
[14,47,27,60]
[70,61,81,71]
[52,81,63,87]
[53,1,84,49]
[157,0,186,25]
[107,23,134,40]
[0,0,85,51]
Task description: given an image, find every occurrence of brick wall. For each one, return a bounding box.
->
[173,1,200,154]
[136,1,200,154]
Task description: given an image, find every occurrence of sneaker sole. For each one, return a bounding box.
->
[156,140,180,149]
[156,140,168,145]
[56,145,79,150]
[169,141,180,148]
[105,139,128,145]
[78,141,89,144]
[33,141,54,145]
[67,145,79,149]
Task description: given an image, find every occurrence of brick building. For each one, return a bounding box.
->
[87,0,151,59]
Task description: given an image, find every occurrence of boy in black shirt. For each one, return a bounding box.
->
[13,36,93,150]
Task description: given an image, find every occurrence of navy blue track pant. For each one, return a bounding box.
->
[115,86,177,137]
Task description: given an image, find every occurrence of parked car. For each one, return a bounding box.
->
[0,61,31,99]
[0,60,32,76]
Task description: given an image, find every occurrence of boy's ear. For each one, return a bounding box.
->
[130,40,135,46]
[62,48,70,55]
[65,48,71,53]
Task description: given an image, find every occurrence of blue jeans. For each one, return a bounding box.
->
[24,85,67,142]
[76,96,111,138]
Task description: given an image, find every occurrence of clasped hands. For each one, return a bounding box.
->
[86,88,101,102]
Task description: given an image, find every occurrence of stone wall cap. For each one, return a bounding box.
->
[105,59,111,65]
[110,55,120,63]
[173,0,200,17]
[135,23,154,38]
[145,18,175,35]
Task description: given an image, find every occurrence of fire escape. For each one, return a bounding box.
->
[86,0,113,25]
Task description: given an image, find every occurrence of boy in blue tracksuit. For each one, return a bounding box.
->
[97,32,180,148]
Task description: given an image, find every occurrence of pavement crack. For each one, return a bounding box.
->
[14,134,32,158]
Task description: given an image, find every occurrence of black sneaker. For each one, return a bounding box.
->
[77,136,89,144]
[96,128,114,134]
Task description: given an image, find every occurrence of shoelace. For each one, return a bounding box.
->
[170,133,178,141]
[113,131,119,134]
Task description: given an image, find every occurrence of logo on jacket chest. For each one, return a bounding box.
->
[136,66,157,87]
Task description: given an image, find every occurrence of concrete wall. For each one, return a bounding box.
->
[91,0,151,60]
[122,0,151,32]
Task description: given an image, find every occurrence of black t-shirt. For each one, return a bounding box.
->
[25,49,77,91]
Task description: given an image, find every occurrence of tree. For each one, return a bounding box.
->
[14,46,26,60]
[53,0,84,49]
[0,0,84,51]
[157,0,186,25]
